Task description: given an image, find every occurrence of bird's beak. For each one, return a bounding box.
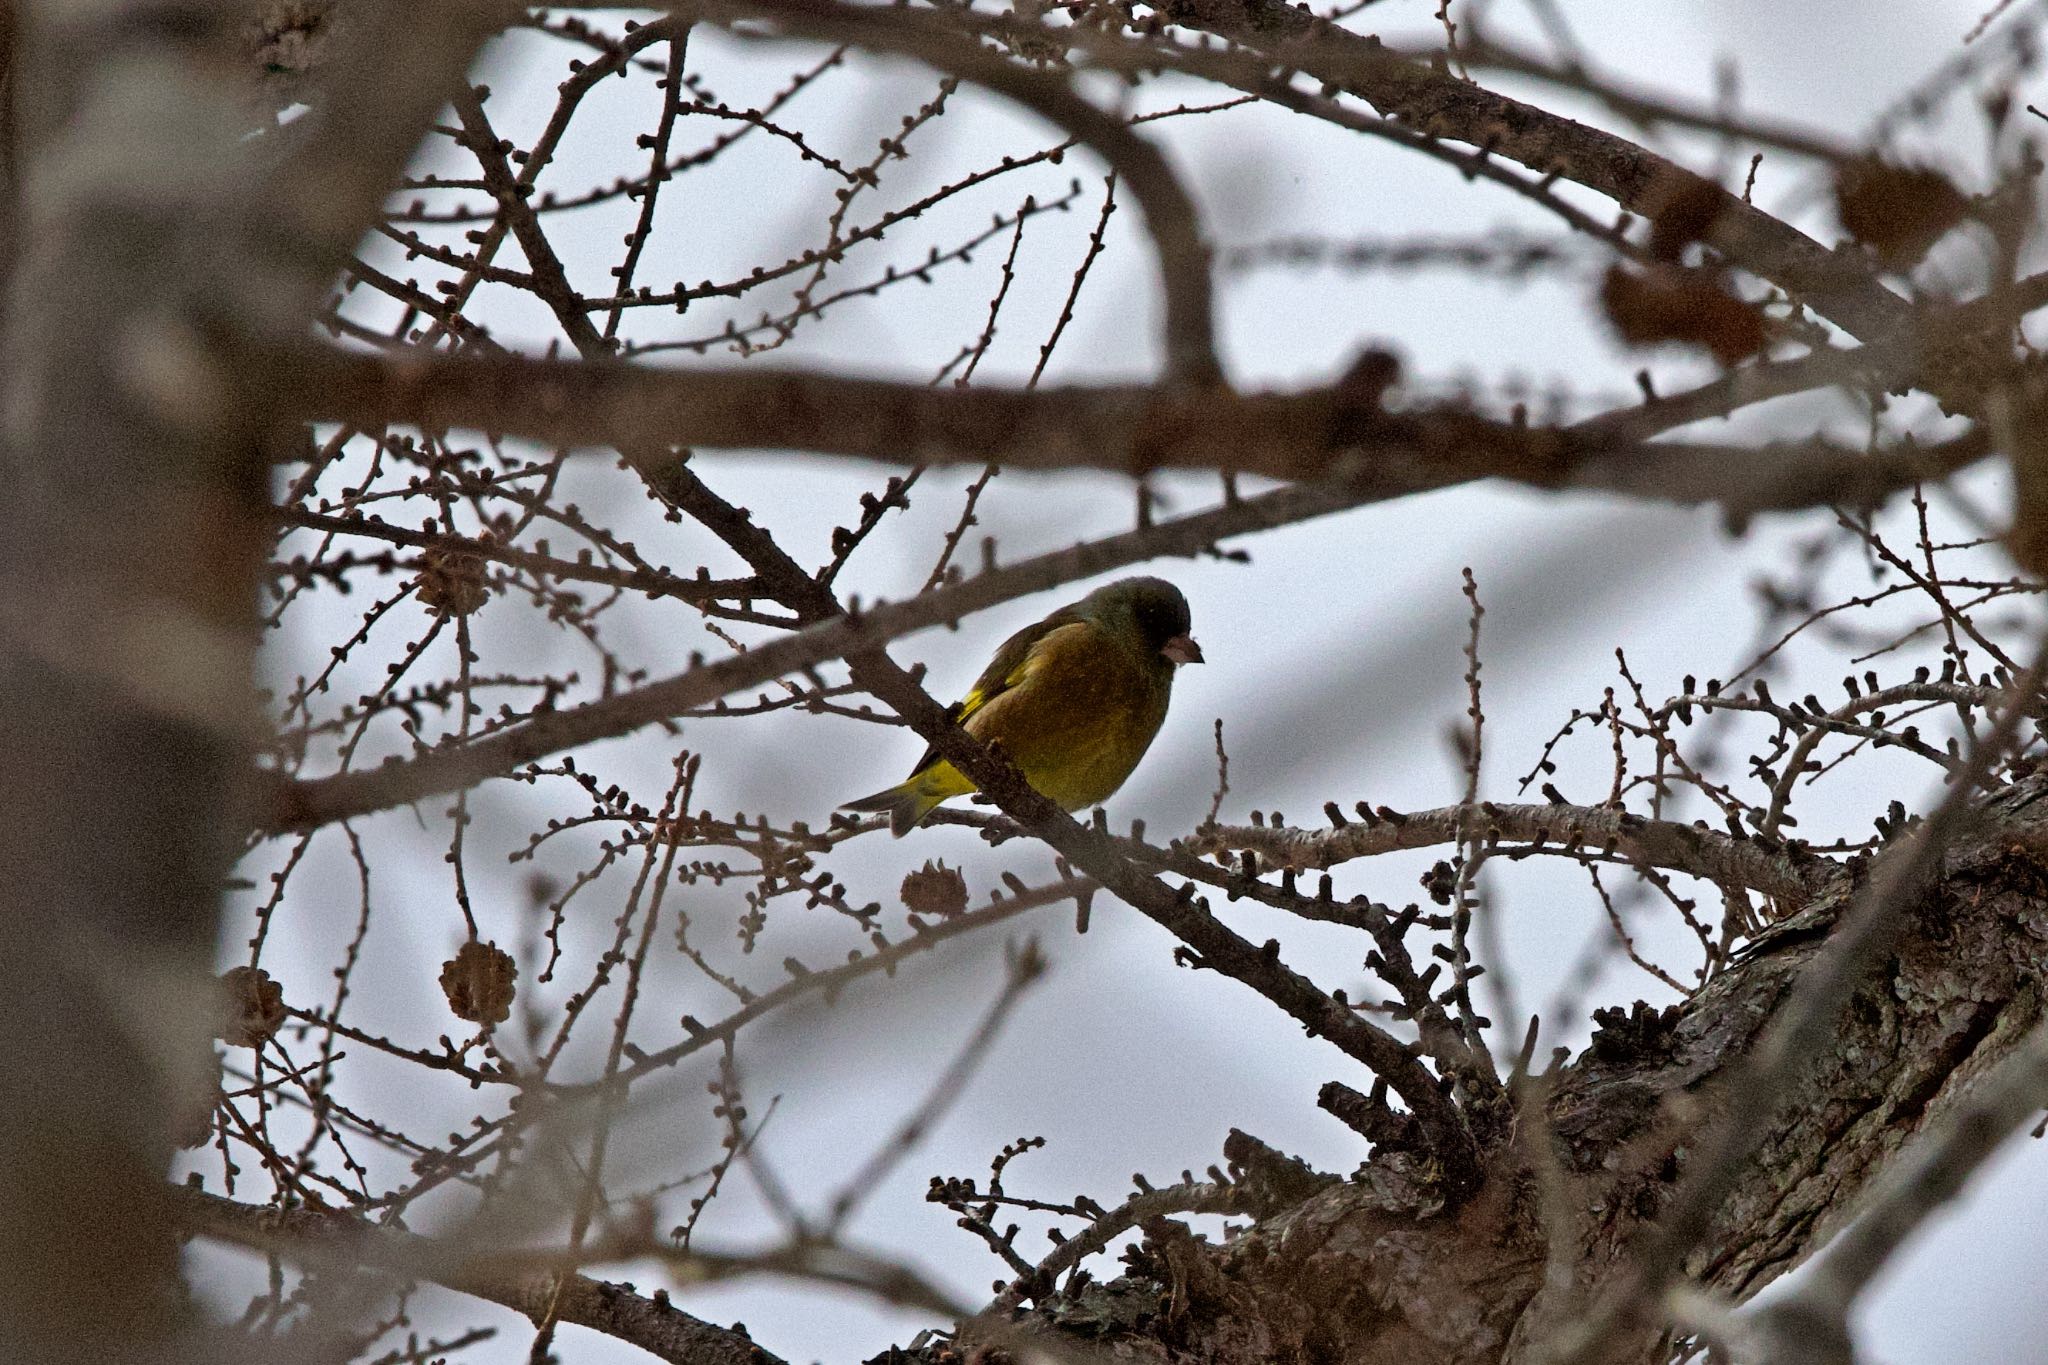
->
[1161,634,1204,666]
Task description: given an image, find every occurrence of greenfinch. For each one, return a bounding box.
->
[843,576,1203,836]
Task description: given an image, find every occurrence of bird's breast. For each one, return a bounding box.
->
[964,629,1171,812]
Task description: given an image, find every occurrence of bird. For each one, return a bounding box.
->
[842,576,1203,836]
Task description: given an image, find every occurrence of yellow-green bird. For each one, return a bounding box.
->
[843,576,1203,836]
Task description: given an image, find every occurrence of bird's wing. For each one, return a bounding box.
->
[904,608,1087,777]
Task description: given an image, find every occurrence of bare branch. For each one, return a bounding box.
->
[705,0,1221,383]
[263,479,1370,832]
[170,1186,784,1365]
[1545,645,2048,1363]
[1163,0,1912,342]
[286,342,1992,497]
[1198,800,1828,903]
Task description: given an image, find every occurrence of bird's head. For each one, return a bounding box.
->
[1078,576,1203,668]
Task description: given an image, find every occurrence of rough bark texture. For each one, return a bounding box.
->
[896,779,2048,1365]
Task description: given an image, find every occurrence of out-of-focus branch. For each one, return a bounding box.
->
[226,0,518,334]
[1576,269,2048,456]
[291,343,1443,480]
[1453,30,1854,163]
[170,1186,785,1365]
[1161,0,1912,344]
[1199,800,1828,903]
[759,0,1916,343]
[289,342,1989,497]
[184,1182,1083,1361]
[0,1,500,1361]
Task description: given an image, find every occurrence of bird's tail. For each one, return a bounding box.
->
[841,764,972,837]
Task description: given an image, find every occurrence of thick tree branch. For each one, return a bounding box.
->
[1755,1017,2048,1350]
[287,342,1989,497]
[905,773,2048,1364]
[170,1186,783,1365]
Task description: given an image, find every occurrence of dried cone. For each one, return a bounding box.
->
[415,535,491,617]
[1643,173,1728,262]
[246,1,335,84]
[900,859,969,919]
[1599,264,1765,365]
[441,939,518,1026]
[217,965,285,1049]
[1836,158,1968,270]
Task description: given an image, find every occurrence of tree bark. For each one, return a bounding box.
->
[0,7,271,1358]
[0,3,498,1358]
[928,778,2048,1364]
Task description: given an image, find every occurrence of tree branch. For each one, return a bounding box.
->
[903,772,2048,1363]
[0,1,501,1360]
[263,477,1369,832]
[169,1186,784,1365]
[1162,0,1911,343]
[1197,799,1829,903]
[700,0,1220,383]
[285,342,1989,497]
[1757,1016,2048,1348]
